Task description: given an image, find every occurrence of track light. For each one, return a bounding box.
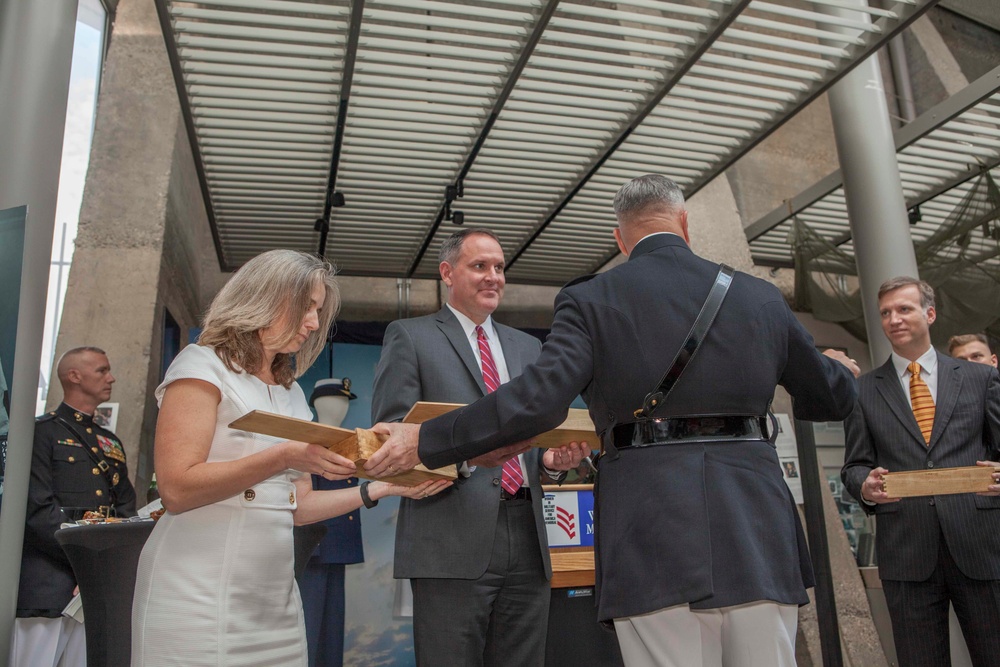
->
[452,210,465,225]
[907,205,921,225]
[332,191,346,208]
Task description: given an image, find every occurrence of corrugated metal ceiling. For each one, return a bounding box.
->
[157,0,939,284]
[747,65,1000,272]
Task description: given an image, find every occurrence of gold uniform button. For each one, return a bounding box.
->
[348,515,353,521]
[244,489,256,501]
[95,490,103,497]
[68,456,75,463]
[86,428,93,434]
[289,493,295,504]
[91,447,99,454]
[92,468,100,475]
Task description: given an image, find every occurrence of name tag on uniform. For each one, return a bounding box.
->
[96,435,126,462]
[57,439,82,448]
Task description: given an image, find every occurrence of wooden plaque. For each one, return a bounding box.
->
[882,465,999,498]
[230,410,355,448]
[402,402,598,449]
[229,411,457,485]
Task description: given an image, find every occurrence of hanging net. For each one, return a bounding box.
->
[791,168,1000,348]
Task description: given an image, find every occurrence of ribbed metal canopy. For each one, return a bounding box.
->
[157,0,937,283]
[747,64,1000,272]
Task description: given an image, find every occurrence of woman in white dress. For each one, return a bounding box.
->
[131,250,450,666]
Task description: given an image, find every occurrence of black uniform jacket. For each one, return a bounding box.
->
[17,402,137,616]
[419,234,857,621]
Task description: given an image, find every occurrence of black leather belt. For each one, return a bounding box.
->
[611,416,767,451]
[500,487,531,501]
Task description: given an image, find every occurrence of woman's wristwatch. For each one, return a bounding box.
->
[360,480,378,509]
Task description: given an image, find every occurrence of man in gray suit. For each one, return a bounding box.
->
[843,276,1000,667]
[371,228,586,667]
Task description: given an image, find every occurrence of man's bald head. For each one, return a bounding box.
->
[56,347,115,413]
[612,174,689,255]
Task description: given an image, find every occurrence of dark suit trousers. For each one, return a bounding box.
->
[410,499,549,667]
[299,562,347,667]
[883,534,1000,667]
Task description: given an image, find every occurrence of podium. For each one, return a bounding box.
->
[543,485,624,667]
[55,520,155,667]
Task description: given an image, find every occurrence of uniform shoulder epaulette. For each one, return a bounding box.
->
[36,412,57,423]
[562,273,598,289]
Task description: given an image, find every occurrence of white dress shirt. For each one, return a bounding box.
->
[446,304,526,485]
[891,346,939,406]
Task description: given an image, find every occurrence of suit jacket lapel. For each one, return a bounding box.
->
[496,324,523,377]
[874,357,927,446]
[928,352,962,450]
[436,307,488,396]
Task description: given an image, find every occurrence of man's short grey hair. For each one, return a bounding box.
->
[877,276,935,311]
[613,174,686,220]
[438,227,503,265]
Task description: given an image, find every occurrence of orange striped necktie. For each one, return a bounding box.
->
[908,361,935,445]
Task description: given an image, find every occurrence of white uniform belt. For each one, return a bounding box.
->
[226,478,297,510]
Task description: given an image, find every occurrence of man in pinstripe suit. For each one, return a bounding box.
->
[843,276,1000,667]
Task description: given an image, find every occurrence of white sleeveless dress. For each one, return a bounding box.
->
[131,344,311,666]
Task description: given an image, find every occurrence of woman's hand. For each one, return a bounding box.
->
[370,478,453,502]
[280,441,356,480]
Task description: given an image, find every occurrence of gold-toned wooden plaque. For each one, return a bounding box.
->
[882,465,999,498]
[402,402,597,449]
[229,411,457,485]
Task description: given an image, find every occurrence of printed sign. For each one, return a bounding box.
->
[544,489,595,547]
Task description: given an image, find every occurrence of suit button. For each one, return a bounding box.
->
[348,515,353,521]
[927,461,935,468]
[244,489,256,501]
[492,478,500,486]
[92,468,100,475]
[929,499,936,506]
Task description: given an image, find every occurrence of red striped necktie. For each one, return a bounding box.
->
[476,325,523,495]
[908,361,935,446]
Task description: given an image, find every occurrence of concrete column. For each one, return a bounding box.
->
[0,0,79,655]
[51,0,192,494]
[825,0,919,366]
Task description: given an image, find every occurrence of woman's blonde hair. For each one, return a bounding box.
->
[198,249,339,387]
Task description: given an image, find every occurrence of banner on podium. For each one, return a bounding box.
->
[543,488,594,547]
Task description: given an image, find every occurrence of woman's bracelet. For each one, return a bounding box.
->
[360,480,378,509]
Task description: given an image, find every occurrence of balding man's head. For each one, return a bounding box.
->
[57,346,107,383]
[612,174,689,255]
[56,347,115,412]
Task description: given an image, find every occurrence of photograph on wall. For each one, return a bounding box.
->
[94,402,119,432]
[773,413,803,503]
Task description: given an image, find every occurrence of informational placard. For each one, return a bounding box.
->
[544,488,595,547]
[774,413,803,504]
